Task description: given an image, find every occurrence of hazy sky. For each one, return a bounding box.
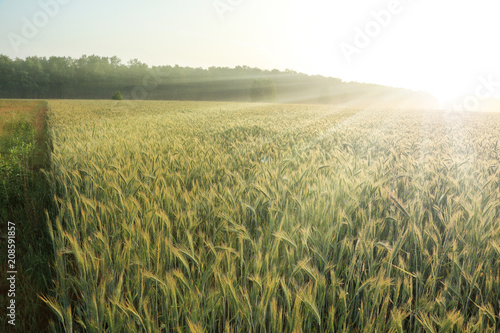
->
[1,0,499,105]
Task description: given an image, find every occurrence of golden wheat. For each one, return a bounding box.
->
[43,100,500,332]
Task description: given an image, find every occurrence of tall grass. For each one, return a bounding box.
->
[0,100,55,331]
[44,100,500,332]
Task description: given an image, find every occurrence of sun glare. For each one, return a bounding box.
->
[431,87,465,109]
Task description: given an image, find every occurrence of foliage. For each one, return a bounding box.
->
[0,100,55,331]
[0,120,36,209]
[0,54,439,108]
[42,100,500,332]
[111,90,123,100]
[250,78,277,102]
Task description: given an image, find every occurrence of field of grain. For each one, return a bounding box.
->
[42,100,500,332]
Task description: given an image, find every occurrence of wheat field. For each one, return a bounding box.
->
[42,100,500,332]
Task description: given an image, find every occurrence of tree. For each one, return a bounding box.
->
[0,54,439,107]
[250,78,276,102]
[111,90,123,100]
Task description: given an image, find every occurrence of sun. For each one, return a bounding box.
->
[409,74,473,110]
[431,87,464,109]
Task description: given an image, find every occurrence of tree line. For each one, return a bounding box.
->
[0,54,438,108]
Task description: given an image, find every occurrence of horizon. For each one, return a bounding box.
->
[1,0,500,109]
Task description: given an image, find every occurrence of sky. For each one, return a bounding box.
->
[1,0,499,107]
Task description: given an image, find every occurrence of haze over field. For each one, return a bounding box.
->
[1,0,500,108]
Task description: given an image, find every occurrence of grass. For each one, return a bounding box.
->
[12,99,500,331]
[0,100,55,332]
